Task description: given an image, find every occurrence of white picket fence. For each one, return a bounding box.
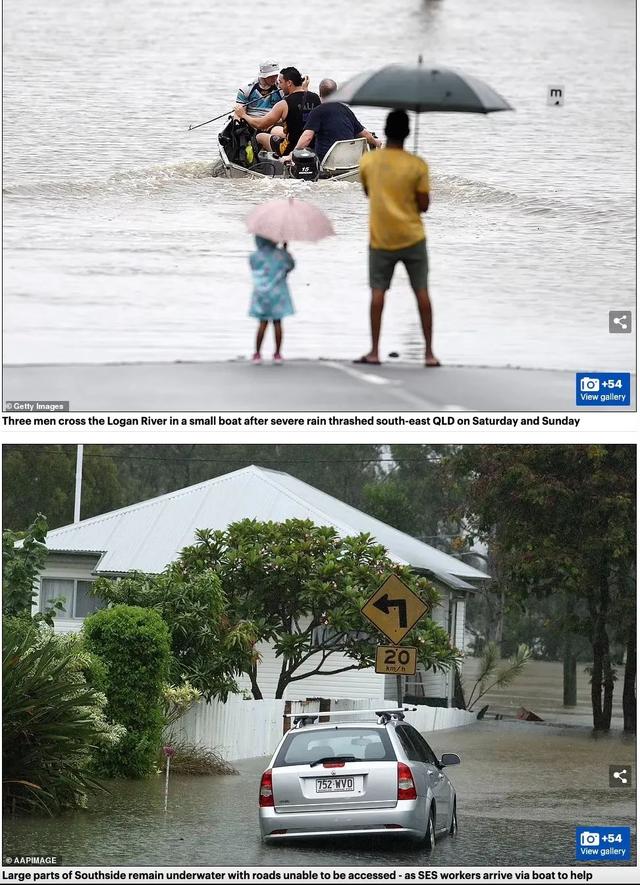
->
[170,696,476,762]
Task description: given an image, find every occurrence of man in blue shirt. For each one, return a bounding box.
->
[292,78,381,160]
[236,61,282,118]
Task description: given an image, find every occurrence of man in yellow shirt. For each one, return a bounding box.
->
[356,110,440,367]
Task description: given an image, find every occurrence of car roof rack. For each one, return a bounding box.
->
[285,706,417,728]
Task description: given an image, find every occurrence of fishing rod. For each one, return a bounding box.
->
[187,110,232,131]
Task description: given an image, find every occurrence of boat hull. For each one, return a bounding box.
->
[216,144,360,182]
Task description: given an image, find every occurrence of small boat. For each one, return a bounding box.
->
[216,117,368,182]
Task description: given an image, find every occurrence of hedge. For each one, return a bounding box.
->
[83,605,171,778]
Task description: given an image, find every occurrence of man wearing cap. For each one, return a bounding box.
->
[236,67,320,157]
[235,62,282,118]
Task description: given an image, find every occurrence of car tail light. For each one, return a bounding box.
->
[322,761,345,768]
[397,762,417,800]
[259,769,274,807]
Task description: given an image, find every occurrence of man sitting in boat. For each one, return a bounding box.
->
[291,78,381,161]
[235,67,320,158]
[235,61,282,118]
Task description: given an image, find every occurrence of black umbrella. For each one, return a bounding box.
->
[329,56,513,152]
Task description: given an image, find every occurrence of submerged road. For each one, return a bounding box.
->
[3,721,635,867]
[5,360,632,412]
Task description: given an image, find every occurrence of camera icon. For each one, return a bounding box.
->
[580,377,600,393]
[580,831,600,847]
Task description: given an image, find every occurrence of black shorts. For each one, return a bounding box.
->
[269,134,288,156]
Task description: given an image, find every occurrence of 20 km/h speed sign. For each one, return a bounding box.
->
[375,646,418,676]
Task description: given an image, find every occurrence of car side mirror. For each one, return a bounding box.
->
[440,753,461,767]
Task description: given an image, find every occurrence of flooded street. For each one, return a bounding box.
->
[3,0,635,372]
[4,721,635,867]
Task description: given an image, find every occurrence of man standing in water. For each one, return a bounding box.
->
[356,109,440,367]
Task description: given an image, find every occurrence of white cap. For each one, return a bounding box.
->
[259,61,279,78]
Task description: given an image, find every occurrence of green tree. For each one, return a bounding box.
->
[362,445,468,552]
[173,519,457,699]
[93,569,257,702]
[2,446,124,531]
[2,514,52,624]
[101,444,384,513]
[83,605,171,778]
[454,445,636,732]
[95,520,458,701]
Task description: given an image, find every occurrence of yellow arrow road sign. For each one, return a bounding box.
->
[361,574,428,644]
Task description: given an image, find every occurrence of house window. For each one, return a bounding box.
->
[41,578,103,619]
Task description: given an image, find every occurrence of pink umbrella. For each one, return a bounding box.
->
[246,197,335,243]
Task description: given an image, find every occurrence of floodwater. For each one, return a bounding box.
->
[3,721,635,867]
[2,0,635,371]
[460,658,626,727]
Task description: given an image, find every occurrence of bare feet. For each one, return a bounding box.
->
[425,354,441,367]
[353,354,381,365]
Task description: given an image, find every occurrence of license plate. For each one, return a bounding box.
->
[315,777,355,793]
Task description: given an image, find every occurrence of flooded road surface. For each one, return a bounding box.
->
[460,658,626,728]
[3,721,635,867]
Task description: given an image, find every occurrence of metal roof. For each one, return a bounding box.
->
[43,466,489,589]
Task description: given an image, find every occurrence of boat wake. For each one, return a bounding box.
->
[3,162,633,233]
[2,160,218,201]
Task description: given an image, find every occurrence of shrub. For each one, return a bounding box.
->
[2,633,120,816]
[2,615,41,650]
[83,605,171,778]
[159,740,238,776]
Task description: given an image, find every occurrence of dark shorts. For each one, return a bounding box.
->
[269,134,289,155]
[369,239,429,291]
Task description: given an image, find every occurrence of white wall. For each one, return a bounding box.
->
[171,696,476,762]
[237,640,388,700]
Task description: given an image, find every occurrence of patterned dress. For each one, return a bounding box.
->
[249,237,295,321]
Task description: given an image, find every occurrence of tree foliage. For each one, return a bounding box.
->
[2,514,53,624]
[94,520,459,701]
[465,642,532,711]
[93,570,257,702]
[83,605,171,777]
[453,445,636,731]
[173,519,458,699]
[362,445,469,551]
[2,446,123,531]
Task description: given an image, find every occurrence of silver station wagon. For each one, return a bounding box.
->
[259,708,460,849]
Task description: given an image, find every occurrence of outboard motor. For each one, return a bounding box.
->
[290,148,320,182]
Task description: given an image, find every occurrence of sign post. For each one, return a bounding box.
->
[362,575,429,709]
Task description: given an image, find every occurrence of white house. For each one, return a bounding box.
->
[33,465,489,705]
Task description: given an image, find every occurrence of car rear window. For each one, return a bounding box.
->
[275,727,396,767]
